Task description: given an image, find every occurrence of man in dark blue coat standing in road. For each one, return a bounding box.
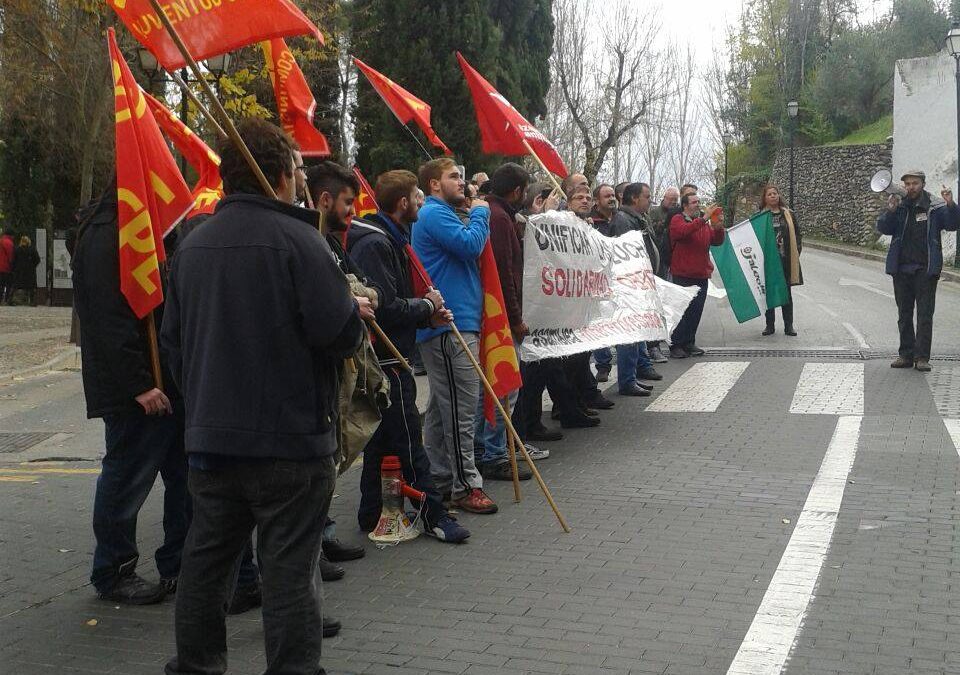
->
[877,170,960,372]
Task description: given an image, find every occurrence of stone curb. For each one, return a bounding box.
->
[0,345,81,382]
[805,239,960,284]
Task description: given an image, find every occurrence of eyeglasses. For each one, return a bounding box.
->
[295,165,306,173]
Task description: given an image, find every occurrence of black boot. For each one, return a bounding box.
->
[762,324,774,336]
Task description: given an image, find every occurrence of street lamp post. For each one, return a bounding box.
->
[136,49,233,173]
[946,22,960,266]
[787,100,799,210]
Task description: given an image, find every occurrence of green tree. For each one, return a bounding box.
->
[350,0,553,178]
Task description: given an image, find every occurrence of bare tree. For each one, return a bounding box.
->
[550,0,661,183]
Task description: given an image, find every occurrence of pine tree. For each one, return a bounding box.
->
[350,0,553,178]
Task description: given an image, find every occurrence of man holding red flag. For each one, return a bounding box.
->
[347,169,469,543]
[413,158,497,514]
[70,28,195,606]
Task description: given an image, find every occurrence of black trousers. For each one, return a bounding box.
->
[358,367,446,529]
[563,352,598,403]
[165,456,336,675]
[893,270,939,361]
[765,285,794,327]
[670,276,708,348]
[518,357,580,433]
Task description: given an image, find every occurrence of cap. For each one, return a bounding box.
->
[900,169,926,182]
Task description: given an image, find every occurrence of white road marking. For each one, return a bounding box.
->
[646,361,750,413]
[943,419,960,458]
[838,277,894,299]
[727,415,863,675]
[841,322,869,349]
[790,363,864,415]
[817,303,839,319]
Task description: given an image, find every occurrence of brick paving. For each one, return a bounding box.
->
[2,355,960,674]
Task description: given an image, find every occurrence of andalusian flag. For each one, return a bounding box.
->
[710,212,790,323]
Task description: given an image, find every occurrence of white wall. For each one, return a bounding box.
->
[893,50,958,258]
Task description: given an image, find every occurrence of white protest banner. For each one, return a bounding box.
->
[520,210,694,361]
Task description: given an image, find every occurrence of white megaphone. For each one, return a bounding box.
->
[870,169,906,197]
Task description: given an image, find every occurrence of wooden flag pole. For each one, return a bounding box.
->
[448,323,570,532]
[145,313,164,390]
[520,139,565,202]
[505,423,522,503]
[169,70,228,141]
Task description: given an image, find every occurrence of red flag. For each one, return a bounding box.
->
[108,0,323,72]
[351,167,379,218]
[144,93,223,218]
[353,58,452,155]
[456,52,568,177]
[262,39,331,157]
[109,28,192,318]
[479,240,523,423]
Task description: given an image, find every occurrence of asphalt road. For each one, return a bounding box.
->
[2,248,960,675]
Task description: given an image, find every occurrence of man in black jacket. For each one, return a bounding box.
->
[161,118,364,675]
[347,169,470,543]
[72,185,189,606]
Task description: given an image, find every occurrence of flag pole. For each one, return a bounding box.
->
[169,70,227,141]
[520,139,565,201]
[506,423,522,503]
[145,313,164,390]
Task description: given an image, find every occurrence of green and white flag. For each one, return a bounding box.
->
[710,211,790,323]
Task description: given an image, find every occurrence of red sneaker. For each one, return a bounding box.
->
[454,488,498,514]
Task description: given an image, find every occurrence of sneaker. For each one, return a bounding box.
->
[425,514,471,543]
[685,345,705,357]
[98,573,166,605]
[584,391,615,409]
[480,460,532,481]
[618,383,651,397]
[649,345,668,363]
[527,425,563,442]
[323,538,365,562]
[524,443,550,460]
[636,366,662,381]
[158,576,178,596]
[414,364,427,376]
[323,616,342,638]
[595,366,610,383]
[319,554,344,582]
[915,359,932,372]
[762,325,774,336]
[891,356,913,368]
[669,345,689,359]
[226,581,262,615]
[453,488,498,514]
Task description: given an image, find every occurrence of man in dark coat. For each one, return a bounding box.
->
[72,184,189,605]
[877,170,960,371]
[347,169,469,542]
[161,118,364,675]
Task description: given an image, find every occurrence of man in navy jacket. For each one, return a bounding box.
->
[162,119,364,675]
[877,170,960,372]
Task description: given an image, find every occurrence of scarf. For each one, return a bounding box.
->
[781,208,801,285]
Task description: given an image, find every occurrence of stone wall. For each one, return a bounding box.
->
[769,143,891,246]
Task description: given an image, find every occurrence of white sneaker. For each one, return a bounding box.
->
[524,443,550,461]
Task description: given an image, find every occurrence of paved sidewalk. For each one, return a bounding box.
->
[0,306,74,378]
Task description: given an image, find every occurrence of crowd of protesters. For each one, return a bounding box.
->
[69,117,804,675]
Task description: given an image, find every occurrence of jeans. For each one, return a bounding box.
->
[670,276,709,348]
[474,390,518,466]
[616,343,653,391]
[358,367,446,528]
[593,347,612,370]
[166,456,336,675]
[893,270,939,361]
[91,403,189,592]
